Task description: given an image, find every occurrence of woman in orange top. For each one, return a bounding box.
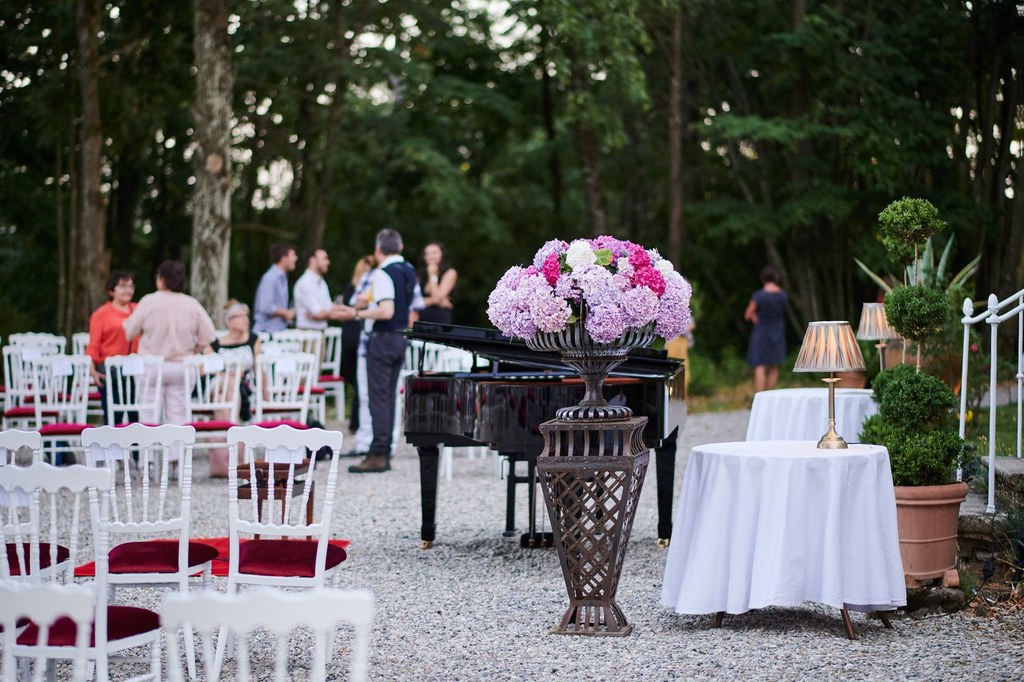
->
[85,270,139,423]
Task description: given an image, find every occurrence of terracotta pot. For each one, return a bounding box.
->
[894,482,968,585]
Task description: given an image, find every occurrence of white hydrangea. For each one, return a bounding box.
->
[655,258,675,276]
[616,256,634,276]
[565,240,596,270]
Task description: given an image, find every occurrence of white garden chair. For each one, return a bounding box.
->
[183,350,252,450]
[214,424,345,674]
[161,589,374,682]
[252,352,317,426]
[81,423,215,679]
[102,354,164,425]
[0,463,161,681]
[7,332,66,355]
[30,354,92,464]
[318,326,346,421]
[270,331,327,424]
[0,582,96,682]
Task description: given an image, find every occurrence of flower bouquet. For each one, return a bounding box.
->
[487,236,692,420]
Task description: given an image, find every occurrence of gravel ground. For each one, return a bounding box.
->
[110,409,1023,680]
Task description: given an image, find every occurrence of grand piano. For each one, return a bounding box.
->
[402,322,686,548]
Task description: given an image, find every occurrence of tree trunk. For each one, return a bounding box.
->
[191,0,235,315]
[666,2,683,267]
[569,60,607,235]
[75,0,110,331]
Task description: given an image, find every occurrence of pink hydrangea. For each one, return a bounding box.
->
[541,252,561,285]
[627,242,651,269]
[632,265,666,296]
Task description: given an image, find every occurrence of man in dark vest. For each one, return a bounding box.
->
[340,228,416,473]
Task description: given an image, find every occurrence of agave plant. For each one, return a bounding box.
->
[854,234,981,294]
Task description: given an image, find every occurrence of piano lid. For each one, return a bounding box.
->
[402,322,681,380]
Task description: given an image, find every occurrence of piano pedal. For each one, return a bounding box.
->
[520,532,555,549]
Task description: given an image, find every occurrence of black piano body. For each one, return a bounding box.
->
[402,322,685,548]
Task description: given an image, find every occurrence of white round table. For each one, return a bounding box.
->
[745,387,877,442]
[660,441,906,618]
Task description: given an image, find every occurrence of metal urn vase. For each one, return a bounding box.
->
[527,321,653,635]
[524,323,656,421]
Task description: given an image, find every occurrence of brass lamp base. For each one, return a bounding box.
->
[817,376,848,450]
[817,426,849,449]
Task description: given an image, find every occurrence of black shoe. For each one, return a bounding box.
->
[340,450,367,459]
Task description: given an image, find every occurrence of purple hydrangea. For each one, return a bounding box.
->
[621,287,659,328]
[532,240,569,269]
[654,272,693,339]
[585,303,628,343]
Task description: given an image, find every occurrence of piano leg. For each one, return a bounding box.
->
[655,436,677,547]
[503,452,519,537]
[418,446,440,549]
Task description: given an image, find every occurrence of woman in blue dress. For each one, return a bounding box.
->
[744,266,788,392]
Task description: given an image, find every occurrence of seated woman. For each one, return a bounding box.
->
[211,300,261,422]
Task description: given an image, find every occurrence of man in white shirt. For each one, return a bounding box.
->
[293,247,344,330]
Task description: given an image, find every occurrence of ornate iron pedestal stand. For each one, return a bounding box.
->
[537,417,649,636]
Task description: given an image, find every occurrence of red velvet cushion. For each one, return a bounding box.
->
[39,422,89,436]
[17,606,159,646]
[3,406,38,418]
[5,543,70,575]
[237,539,346,578]
[308,386,326,395]
[108,540,219,574]
[251,419,308,430]
[318,375,345,383]
[88,391,102,400]
[186,420,237,432]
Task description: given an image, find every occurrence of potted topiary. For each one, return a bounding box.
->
[859,197,969,588]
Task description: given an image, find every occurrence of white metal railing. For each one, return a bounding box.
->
[959,289,1024,513]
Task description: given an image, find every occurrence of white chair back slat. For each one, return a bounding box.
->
[253,352,317,424]
[82,424,196,542]
[160,589,375,682]
[7,332,67,355]
[183,350,251,423]
[31,354,92,426]
[321,327,343,377]
[269,329,323,363]
[0,583,95,682]
[102,354,165,425]
[71,331,90,356]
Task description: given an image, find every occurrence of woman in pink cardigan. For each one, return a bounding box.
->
[123,260,217,427]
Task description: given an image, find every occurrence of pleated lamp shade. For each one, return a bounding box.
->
[856,302,899,341]
[793,321,866,373]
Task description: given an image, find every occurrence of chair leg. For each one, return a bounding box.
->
[183,622,198,679]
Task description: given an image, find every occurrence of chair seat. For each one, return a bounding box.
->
[17,606,160,646]
[251,419,308,430]
[39,422,90,436]
[108,540,219,574]
[186,419,238,432]
[237,539,346,578]
[318,375,345,383]
[3,406,58,419]
[5,542,70,575]
[88,391,102,401]
[308,386,326,395]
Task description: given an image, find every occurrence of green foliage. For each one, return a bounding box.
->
[874,366,957,430]
[687,348,748,398]
[877,197,946,267]
[884,285,950,342]
[861,364,964,485]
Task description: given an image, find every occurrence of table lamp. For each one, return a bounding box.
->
[793,321,867,449]
[856,302,899,372]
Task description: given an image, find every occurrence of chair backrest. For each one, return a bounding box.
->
[81,424,197,546]
[103,354,165,425]
[269,329,323,362]
[0,463,112,584]
[7,332,67,355]
[183,351,251,422]
[0,429,42,465]
[160,589,374,682]
[0,582,96,682]
[227,425,342,540]
[253,352,317,423]
[71,331,90,356]
[321,327,343,377]
[2,345,40,408]
[30,354,92,426]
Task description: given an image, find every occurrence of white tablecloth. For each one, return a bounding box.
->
[660,441,906,615]
[745,388,877,442]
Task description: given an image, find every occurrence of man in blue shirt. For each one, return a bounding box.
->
[253,242,297,333]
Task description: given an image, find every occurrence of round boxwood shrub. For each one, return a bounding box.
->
[860,416,963,486]
[878,197,945,265]
[876,366,957,429]
[885,285,949,342]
